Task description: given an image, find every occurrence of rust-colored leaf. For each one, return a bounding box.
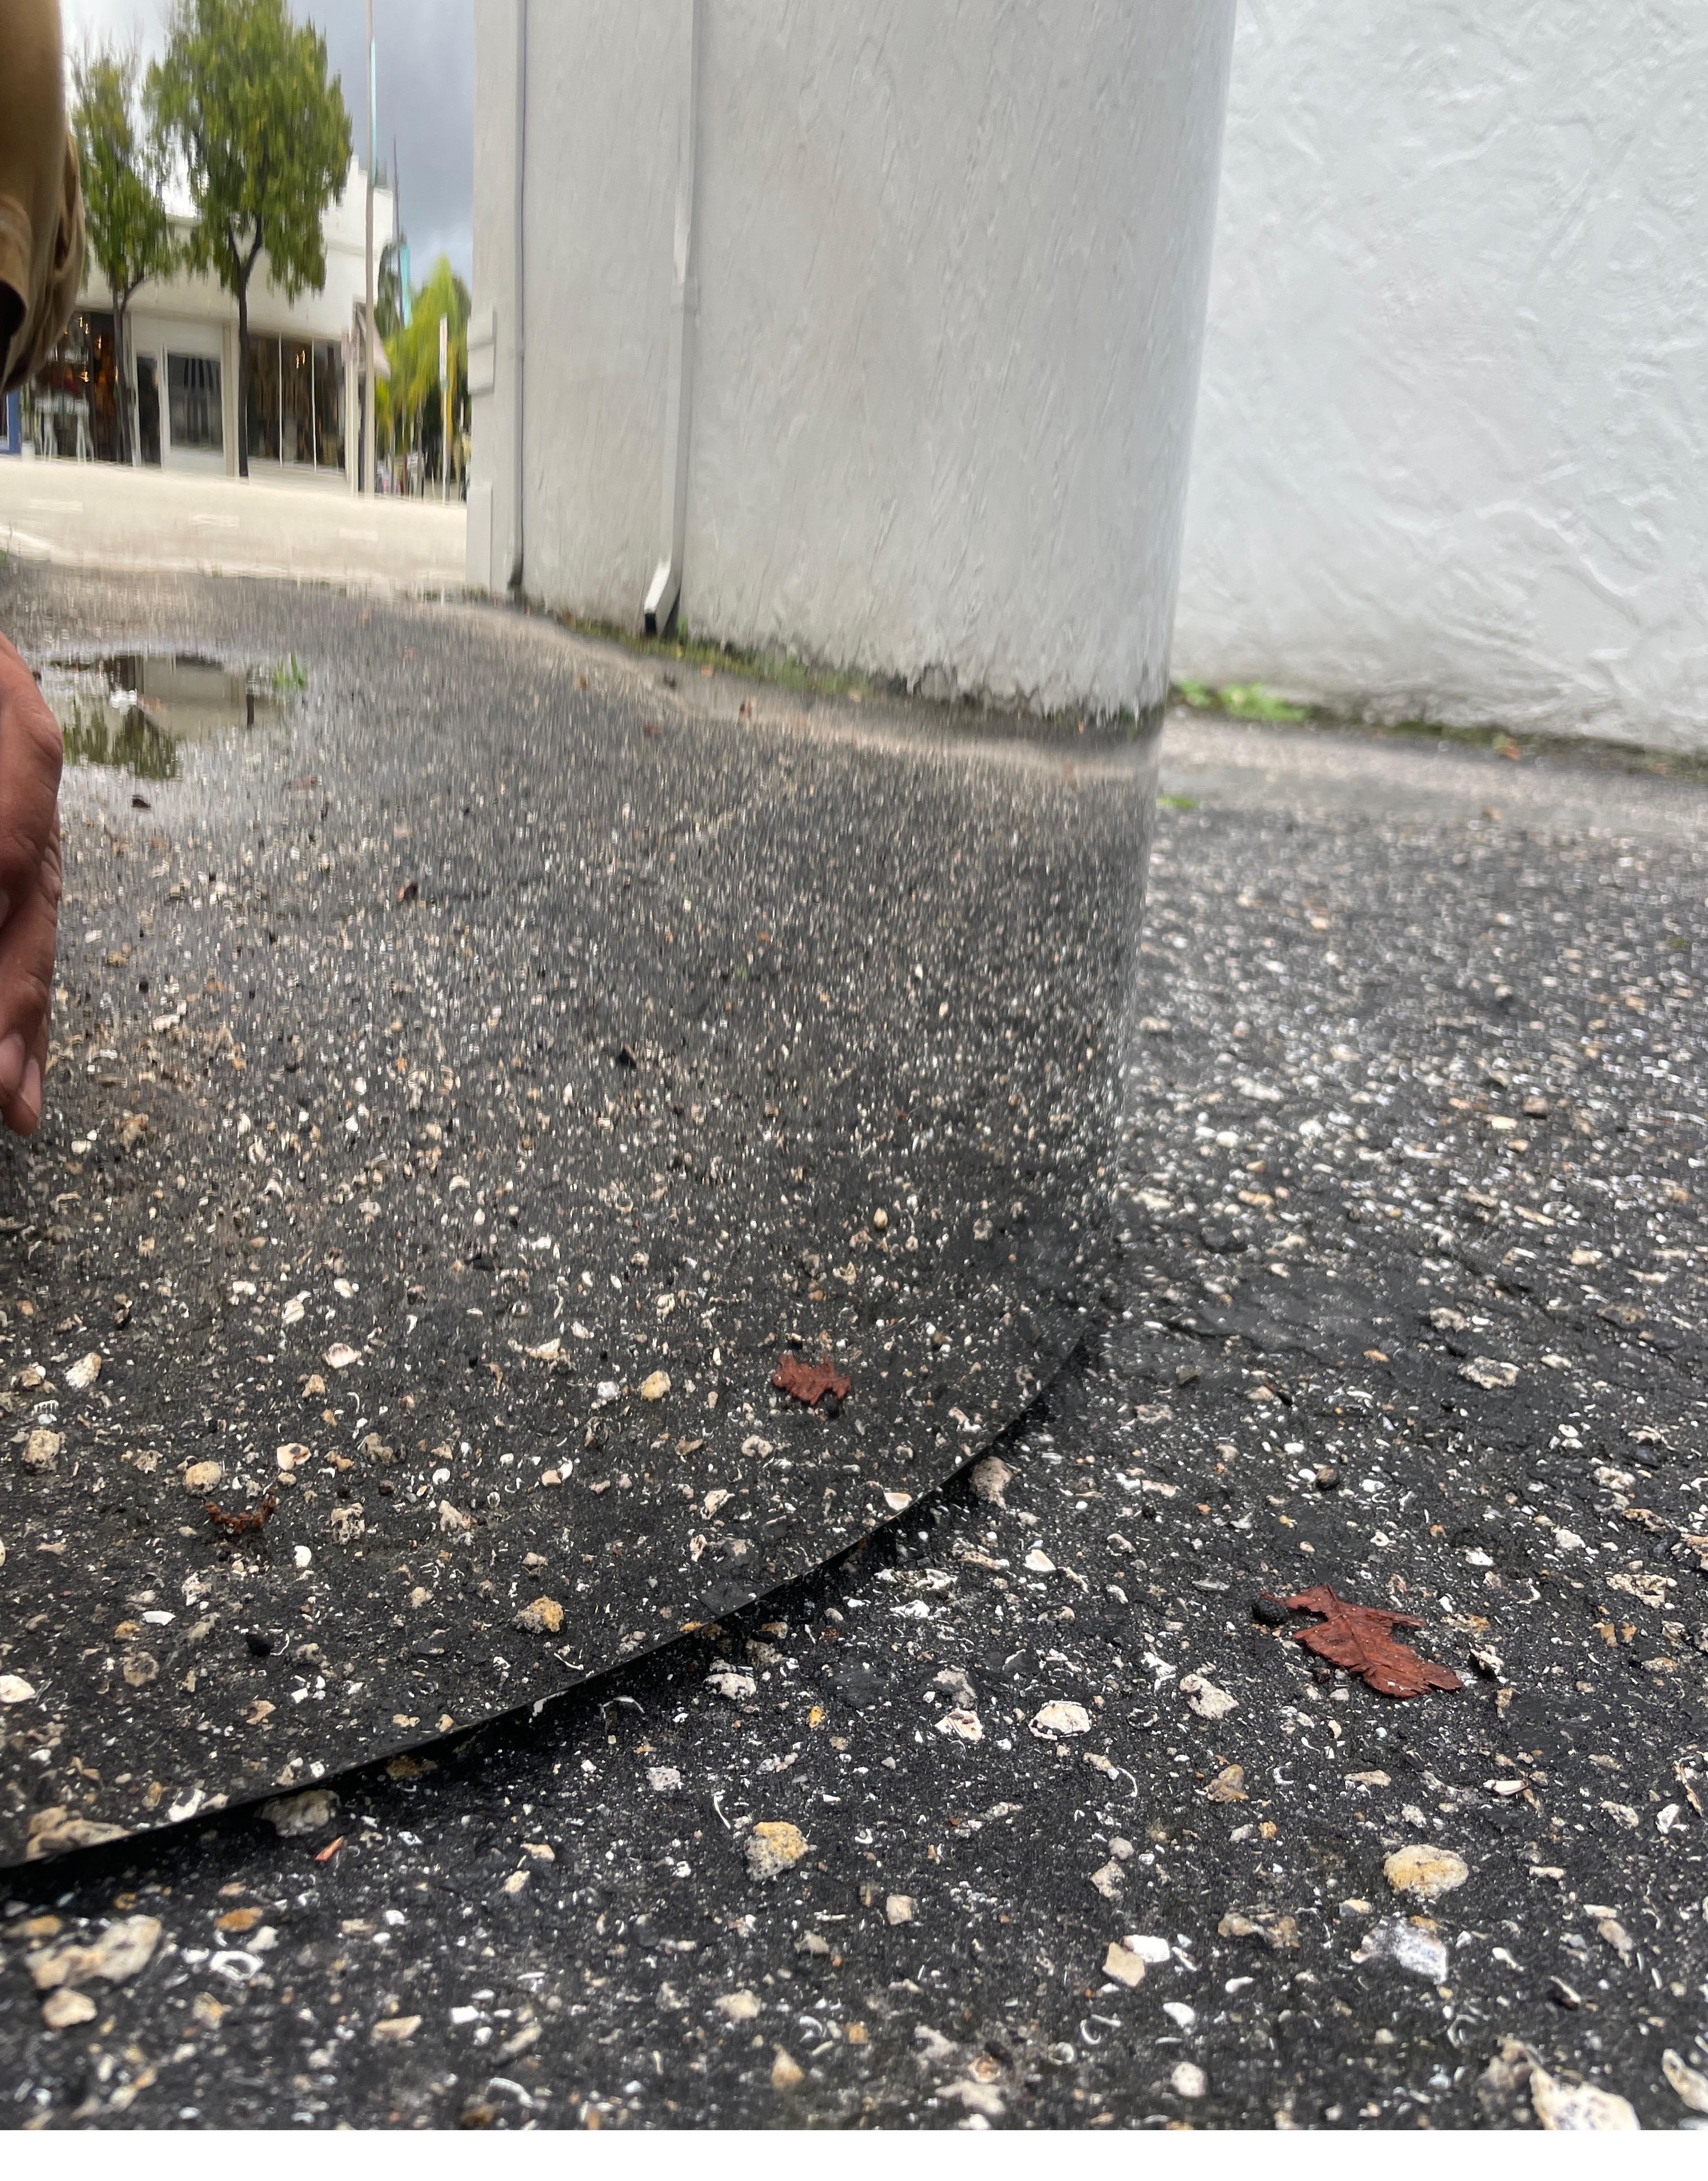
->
[1275,1583,1462,1699]
[772,1353,852,1408]
[205,1493,278,1537]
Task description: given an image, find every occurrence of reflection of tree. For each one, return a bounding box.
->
[70,42,177,465]
[148,0,352,479]
[58,699,181,783]
[382,255,469,494]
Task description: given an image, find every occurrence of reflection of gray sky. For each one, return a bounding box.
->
[59,0,473,280]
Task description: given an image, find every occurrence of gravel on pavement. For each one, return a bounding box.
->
[0,566,1703,2130]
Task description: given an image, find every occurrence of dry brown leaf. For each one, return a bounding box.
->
[1276,1583,1463,1699]
[772,1353,852,1407]
[204,1493,277,1537]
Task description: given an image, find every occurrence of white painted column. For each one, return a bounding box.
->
[472,2,1234,719]
[466,0,528,593]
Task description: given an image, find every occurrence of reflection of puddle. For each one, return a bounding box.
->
[41,650,293,781]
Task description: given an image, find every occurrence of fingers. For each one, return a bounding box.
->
[0,637,61,1137]
[0,635,62,928]
[0,818,58,1137]
[0,1030,24,1104]
[21,1008,48,1135]
[0,1011,47,1136]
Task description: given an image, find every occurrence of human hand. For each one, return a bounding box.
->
[0,634,63,1136]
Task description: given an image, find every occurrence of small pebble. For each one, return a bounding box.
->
[1030,1700,1091,1738]
[1383,1845,1470,1903]
[744,1821,808,1880]
[1180,1672,1237,1721]
[260,1788,339,1839]
[1352,1919,1450,1982]
[41,1988,97,2030]
[1530,2060,1639,2132]
[28,1914,162,1992]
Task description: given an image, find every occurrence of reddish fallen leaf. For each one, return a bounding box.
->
[1275,1583,1462,1698]
[315,1835,346,1864]
[205,1492,278,1537]
[772,1353,852,1408]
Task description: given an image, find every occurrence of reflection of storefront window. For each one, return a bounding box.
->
[312,342,343,469]
[136,356,161,465]
[282,340,313,463]
[245,336,280,460]
[243,333,344,472]
[31,309,119,461]
[167,354,223,452]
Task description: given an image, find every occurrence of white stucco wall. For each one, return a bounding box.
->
[1174,1,1708,754]
[470,1,1234,720]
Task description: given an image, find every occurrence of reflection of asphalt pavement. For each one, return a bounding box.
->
[2,566,1706,2130]
[0,565,1148,1868]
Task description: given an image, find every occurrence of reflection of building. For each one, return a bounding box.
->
[30,308,120,463]
[467,5,1233,719]
[18,158,392,485]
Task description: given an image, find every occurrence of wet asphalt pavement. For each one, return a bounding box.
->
[1,566,1706,2131]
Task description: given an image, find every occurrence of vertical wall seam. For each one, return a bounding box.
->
[643,0,704,635]
[510,0,528,591]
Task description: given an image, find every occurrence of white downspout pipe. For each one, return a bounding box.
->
[508,0,528,590]
[364,0,376,496]
[643,0,703,637]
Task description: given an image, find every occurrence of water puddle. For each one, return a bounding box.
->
[40,650,295,780]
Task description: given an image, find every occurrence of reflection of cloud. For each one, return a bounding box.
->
[299,1,473,283]
[62,0,166,60]
[62,0,473,284]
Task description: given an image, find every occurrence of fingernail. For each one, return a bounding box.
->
[16,1056,41,1131]
[0,1033,24,1098]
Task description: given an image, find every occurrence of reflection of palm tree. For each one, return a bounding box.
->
[376,237,406,341]
[381,254,469,494]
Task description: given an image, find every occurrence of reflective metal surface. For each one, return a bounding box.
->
[0,594,1157,1863]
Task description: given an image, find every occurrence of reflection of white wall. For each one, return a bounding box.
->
[470,2,1234,720]
[1174,2,1708,754]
